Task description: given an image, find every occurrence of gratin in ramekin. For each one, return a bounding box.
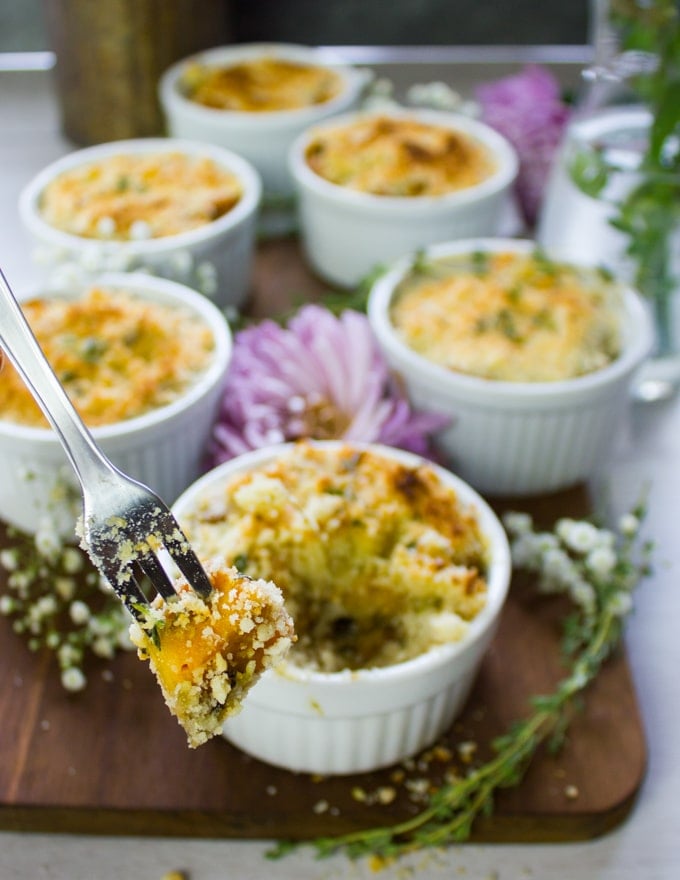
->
[18,138,261,309]
[288,109,519,287]
[0,273,232,537]
[172,440,511,775]
[367,238,654,496]
[159,44,370,205]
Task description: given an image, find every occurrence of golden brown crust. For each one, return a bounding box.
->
[181,442,489,673]
[39,152,242,240]
[181,56,343,112]
[391,251,622,382]
[0,287,214,428]
[305,115,496,196]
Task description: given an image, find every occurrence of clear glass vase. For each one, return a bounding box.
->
[537,0,680,402]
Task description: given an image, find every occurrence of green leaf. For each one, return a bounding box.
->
[568,148,610,198]
[649,79,680,166]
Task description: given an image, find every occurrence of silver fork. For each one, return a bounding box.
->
[0,268,212,616]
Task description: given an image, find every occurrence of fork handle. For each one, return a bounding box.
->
[0,268,118,490]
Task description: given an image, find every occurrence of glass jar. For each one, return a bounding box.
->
[537,0,680,401]
[44,0,232,145]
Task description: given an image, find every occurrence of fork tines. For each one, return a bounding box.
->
[84,502,212,619]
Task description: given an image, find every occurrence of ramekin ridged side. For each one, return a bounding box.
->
[367,239,654,496]
[172,440,511,775]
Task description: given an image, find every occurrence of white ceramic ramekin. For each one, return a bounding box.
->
[289,109,519,287]
[18,138,261,309]
[368,238,654,496]
[0,273,232,537]
[159,44,370,205]
[172,441,511,775]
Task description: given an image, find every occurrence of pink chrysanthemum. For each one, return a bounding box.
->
[476,65,571,225]
[207,305,448,465]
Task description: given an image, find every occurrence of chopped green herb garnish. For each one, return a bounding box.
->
[475,309,524,342]
[411,250,433,276]
[149,623,162,650]
[532,308,557,331]
[132,602,164,649]
[80,337,108,363]
[496,308,524,342]
[505,284,523,304]
[232,554,249,573]
[532,249,559,277]
[470,250,490,275]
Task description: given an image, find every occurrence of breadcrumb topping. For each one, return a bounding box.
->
[181,56,342,112]
[0,286,214,427]
[391,250,622,382]
[181,443,489,672]
[39,152,242,240]
[305,115,496,197]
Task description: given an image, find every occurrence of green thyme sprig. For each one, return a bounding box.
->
[316,263,389,317]
[0,525,134,691]
[268,503,652,862]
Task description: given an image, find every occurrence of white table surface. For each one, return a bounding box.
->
[0,65,678,880]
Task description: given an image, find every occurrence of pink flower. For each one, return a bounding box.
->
[476,65,571,225]
[207,305,448,465]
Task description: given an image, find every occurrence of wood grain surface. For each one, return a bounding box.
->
[0,239,647,841]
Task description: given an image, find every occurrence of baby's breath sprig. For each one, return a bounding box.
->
[268,503,652,863]
[36,246,220,301]
[0,523,134,692]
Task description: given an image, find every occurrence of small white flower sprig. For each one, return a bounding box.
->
[35,245,219,301]
[269,502,652,863]
[360,76,479,117]
[0,524,134,692]
[504,508,646,654]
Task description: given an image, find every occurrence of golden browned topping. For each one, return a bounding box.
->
[181,56,343,112]
[181,442,489,672]
[39,152,242,240]
[0,287,214,427]
[391,250,622,382]
[304,115,497,196]
[129,562,294,748]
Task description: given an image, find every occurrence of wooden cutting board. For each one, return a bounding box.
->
[0,240,646,842]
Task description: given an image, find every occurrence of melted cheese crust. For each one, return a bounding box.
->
[181,56,343,112]
[39,152,242,240]
[305,115,497,196]
[391,251,622,382]
[181,442,489,673]
[0,287,214,427]
[130,563,294,747]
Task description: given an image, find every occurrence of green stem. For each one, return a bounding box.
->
[290,605,621,861]
[648,237,675,357]
[318,710,546,854]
